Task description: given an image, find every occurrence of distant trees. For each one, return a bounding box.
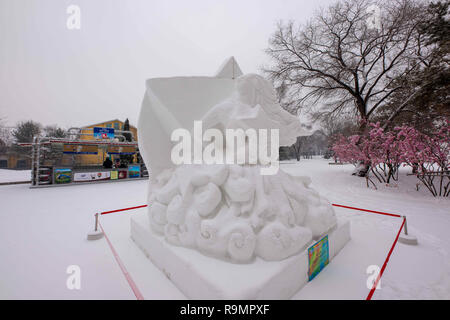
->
[120,118,134,165]
[291,137,304,161]
[12,121,42,143]
[267,0,449,194]
[266,0,428,131]
[2,121,68,157]
[374,0,450,132]
[0,118,13,149]
[9,121,68,143]
[122,118,133,142]
[319,115,358,159]
[44,125,67,138]
[280,131,329,161]
[279,146,294,161]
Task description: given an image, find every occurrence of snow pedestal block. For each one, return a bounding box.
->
[131,212,351,299]
[398,233,418,245]
[87,230,103,241]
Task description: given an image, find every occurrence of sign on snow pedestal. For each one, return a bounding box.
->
[308,235,330,281]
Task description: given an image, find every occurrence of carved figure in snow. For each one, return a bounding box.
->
[138,59,337,263]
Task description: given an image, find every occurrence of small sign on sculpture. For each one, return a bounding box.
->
[308,235,329,281]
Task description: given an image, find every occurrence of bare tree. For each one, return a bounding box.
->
[291,136,304,161]
[375,0,450,131]
[320,114,357,140]
[44,125,67,138]
[0,118,13,147]
[12,120,42,143]
[265,0,426,131]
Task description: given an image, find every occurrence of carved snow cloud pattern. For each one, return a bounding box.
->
[148,164,337,263]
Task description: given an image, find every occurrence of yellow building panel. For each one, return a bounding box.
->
[77,119,138,166]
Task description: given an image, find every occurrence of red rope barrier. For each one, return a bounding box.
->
[98,219,144,300]
[332,204,402,218]
[101,203,402,218]
[100,205,147,215]
[366,217,406,300]
[97,202,406,300]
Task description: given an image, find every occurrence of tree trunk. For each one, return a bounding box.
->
[353,112,370,177]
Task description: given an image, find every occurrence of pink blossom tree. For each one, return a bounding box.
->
[397,122,449,196]
[333,123,403,184]
[332,121,449,196]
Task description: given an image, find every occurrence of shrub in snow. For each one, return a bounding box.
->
[332,121,449,196]
[396,122,449,197]
[332,123,402,184]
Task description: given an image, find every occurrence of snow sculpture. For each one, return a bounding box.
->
[214,56,243,79]
[138,57,337,263]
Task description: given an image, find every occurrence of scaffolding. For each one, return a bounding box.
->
[19,127,149,188]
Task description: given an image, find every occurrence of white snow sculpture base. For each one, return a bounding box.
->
[131,212,351,299]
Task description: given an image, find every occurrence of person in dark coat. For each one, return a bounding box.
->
[103,157,113,168]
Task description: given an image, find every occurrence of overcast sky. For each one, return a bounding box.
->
[0,0,334,128]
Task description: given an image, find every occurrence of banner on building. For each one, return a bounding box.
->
[93,127,115,139]
[73,171,111,182]
[107,146,136,155]
[308,235,329,281]
[117,170,127,179]
[128,165,140,178]
[110,170,118,180]
[63,144,98,155]
[54,168,72,184]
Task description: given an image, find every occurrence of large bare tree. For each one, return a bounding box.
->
[375,0,450,131]
[265,0,427,131]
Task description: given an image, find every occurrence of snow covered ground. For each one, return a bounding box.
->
[283,159,450,300]
[0,169,30,183]
[0,158,449,299]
